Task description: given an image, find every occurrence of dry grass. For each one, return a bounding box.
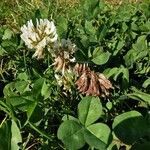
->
[105,0,142,5]
[57,0,79,8]
[57,0,141,7]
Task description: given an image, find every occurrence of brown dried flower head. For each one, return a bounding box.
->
[75,63,113,97]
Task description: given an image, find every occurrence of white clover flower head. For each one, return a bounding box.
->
[20,19,58,59]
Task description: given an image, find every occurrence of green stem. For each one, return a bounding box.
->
[22,133,32,150]
[28,121,52,141]
[0,72,6,82]
[23,50,27,71]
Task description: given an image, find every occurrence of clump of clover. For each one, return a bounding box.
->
[21,18,113,97]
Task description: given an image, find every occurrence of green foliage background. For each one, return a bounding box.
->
[0,0,150,149]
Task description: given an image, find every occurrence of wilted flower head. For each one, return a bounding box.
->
[21,19,58,59]
[52,39,76,75]
[51,38,76,92]
[75,63,113,97]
